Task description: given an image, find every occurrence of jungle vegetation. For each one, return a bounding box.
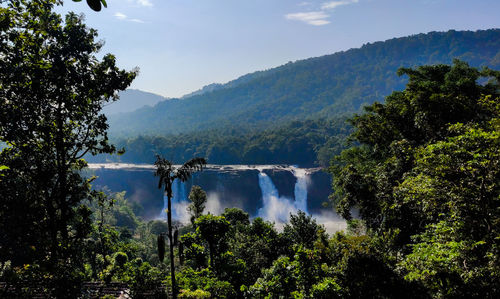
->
[0,1,499,298]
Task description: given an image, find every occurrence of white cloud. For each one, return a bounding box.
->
[136,0,153,7]
[114,12,127,20]
[130,18,145,23]
[114,12,145,24]
[321,0,359,10]
[285,11,331,26]
[286,0,359,26]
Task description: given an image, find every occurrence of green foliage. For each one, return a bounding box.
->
[396,121,500,297]
[188,185,207,225]
[155,156,207,298]
[150,220,169,235]
[248,256,297,298]
[179,288,211,298]
[225,216,282,285]
[195,215,230,270]
[177,268,235,299]
[0,0,135,295]
[109,29,500,139]
[222,207,250,227]
[94,117,351,167]
[113,252,128,270]
[180,232,208,270]
[330,61,500,297]
[330,60,499,237]
[310,278,342,299]
[283,210,326,250]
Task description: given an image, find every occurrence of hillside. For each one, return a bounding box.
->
[108,29,500,137]
[102,89,167,115]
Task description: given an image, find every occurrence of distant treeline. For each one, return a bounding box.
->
[89,117,352,167]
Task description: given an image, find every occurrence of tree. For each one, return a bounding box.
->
[398,114,500,297]
[187,185,207,225]
[195,214,230,271]
[0,1,136,293]
[283,211,325,249]
[154,155,207,299]
[330,60,499,243]
[329,61,500,296]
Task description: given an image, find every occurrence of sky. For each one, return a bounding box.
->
[58,0,500,98]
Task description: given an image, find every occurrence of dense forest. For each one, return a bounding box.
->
[97,29,500,166]
[108,28,500,136]
[1,0,499,298]
[93,117,352,167]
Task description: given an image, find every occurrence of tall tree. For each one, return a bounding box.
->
[330,60,499,241]
[0,0,136,294]
[154,156,207,298]
[329,61,500,296]
[196,214,230,271]
[187,185,207,225]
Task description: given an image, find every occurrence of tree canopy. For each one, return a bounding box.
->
[329,60,500,297]
[0,0,136,295]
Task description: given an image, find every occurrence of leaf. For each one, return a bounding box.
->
[117,147,125,155]
[86,0,102,11]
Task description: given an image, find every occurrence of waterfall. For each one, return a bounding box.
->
[257,170,296,223]
[292,167,308,213]
[160,178,189,222]
[90,163,347,233]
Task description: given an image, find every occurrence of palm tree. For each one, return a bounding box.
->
[154,155,207,298]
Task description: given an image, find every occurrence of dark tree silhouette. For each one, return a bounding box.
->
[154,155,206,298]
[72,0,107,12]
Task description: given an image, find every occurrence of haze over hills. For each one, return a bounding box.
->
[102,89,167,115]
[108,29,500,138]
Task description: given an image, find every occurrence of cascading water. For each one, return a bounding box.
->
[89,163,347,233]
[160,178,189,221]
[257,170,297,223]
[292,167,308,213]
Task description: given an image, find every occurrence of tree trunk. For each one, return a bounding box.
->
[167,194,177,299]
[209,242,214,270]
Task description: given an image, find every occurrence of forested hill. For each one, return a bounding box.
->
[108,29,500,137]
[102,89,167,115]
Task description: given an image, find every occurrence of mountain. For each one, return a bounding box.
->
[180,69,282,99]
[108,29,500,137]
[102,89,167,115]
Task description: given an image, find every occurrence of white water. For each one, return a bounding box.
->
[156,167,312,225]
[160,179,190,223]
[257,171,297,223]
[256,168,311,224]
[89,163,347,233]
[292,167,309,213]
[255,168,346,233]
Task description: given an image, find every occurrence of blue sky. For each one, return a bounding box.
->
[59,0,500,98]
